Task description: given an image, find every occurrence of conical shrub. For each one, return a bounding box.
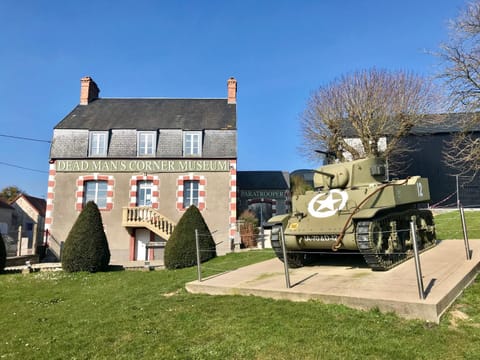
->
[164,205,216,269]
[61,201,110,272]
[0,233,6,272]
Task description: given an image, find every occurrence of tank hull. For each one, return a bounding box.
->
[267,157,436,271]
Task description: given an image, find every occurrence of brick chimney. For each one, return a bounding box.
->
[80,76,100,105]
[227,77,237,104]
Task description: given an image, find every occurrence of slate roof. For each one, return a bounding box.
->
[410,113,480,135]
[237,171,290,190]
[54,98,236,131]
[340,112,480,138]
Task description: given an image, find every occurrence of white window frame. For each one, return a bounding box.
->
[137,131,156,156]
[89,131,108,157]
[137,180,153,207]
[84,180,108,209]
[183,131,202,156]
[183,180,199,208]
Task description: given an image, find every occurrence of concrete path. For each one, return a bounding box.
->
[186,240,480,323]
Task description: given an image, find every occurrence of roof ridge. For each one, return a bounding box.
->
[95,97,228,100]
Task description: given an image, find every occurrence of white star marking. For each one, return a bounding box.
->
[307,189,348,218]
[314,192,342,212]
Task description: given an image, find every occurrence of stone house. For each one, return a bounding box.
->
[46,76,237,262]
[10,194,46,255]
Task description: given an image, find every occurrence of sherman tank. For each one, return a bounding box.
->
[267,156,436,271]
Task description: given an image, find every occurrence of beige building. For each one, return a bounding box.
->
[10,194,46,255]
[46,77,237,262]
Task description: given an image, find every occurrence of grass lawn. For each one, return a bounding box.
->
[434,209,480,240]
[1,248,480,360]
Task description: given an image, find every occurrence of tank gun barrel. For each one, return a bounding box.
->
[315,149,337,163]
[314,169,335,179]
[315,149,336,157]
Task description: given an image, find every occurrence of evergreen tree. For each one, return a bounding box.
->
[164,205,216,269]
[61,201,110,272]
[0,233,6,272]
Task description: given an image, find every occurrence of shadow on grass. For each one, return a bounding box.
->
[108,265,126,272]
[199,270,233,281]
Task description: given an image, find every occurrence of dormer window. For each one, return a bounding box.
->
[89,131,108,157]
[183,131,202,156]
[138,131,156,156]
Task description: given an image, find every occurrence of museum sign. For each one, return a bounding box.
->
[55,159,230,173]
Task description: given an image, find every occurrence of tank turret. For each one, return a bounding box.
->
[267,157,435,271]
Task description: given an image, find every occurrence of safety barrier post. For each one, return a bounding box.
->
[410,219,425,300]
[460,206,472,260]
[195,229,202,282]
[279,226,291,289]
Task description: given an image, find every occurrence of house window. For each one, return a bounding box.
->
[183,132,202,156]
[183,180,199,208]
[84,181,108,208]
[177,175,206,211]
[129,175,159,209]
[138,131,156,156]
[76,175,114,211]
[89,132,108,156]
[137,181,153,206]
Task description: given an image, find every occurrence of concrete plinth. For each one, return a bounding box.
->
[186,240,480,323]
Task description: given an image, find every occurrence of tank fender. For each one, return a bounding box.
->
[264,214,290,228]
[351,207,393,220]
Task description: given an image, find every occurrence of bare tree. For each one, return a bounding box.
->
[299,68,438,170]
[439,1,480,176]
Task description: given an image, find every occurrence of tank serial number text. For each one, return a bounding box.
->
[303,235,337,242]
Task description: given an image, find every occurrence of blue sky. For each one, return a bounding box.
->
[0,0,467,198]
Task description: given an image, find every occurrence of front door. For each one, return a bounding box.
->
[135,229,150,260]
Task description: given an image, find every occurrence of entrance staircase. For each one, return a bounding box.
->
[122,207,176,239]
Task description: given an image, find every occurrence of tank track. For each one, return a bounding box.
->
[270,225,305,268]
[356,209,436,271]
[270,225,284,260]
